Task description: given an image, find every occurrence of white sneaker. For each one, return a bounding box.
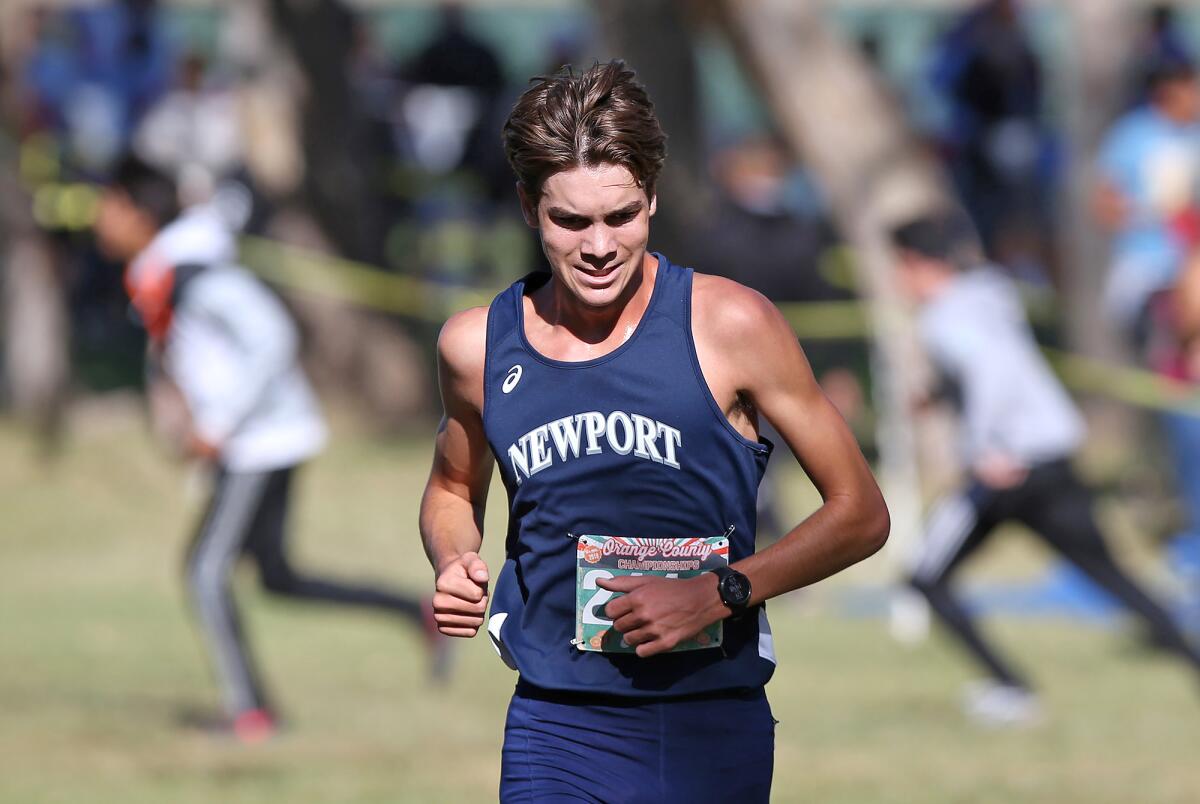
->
[962,680,1044,728]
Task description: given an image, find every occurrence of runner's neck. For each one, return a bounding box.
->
[529,252,658,354]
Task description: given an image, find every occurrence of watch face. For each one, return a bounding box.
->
[722,572,751,606]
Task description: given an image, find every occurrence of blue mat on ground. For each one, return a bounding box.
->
[836,561,1198,627]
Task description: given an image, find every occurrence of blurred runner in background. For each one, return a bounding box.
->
[93,156,446,743]
[893,211,1200,727]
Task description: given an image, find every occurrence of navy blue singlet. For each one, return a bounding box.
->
[483,253,776,698]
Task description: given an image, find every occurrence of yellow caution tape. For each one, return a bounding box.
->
[240,236,1200,415]
[15,180,1190,416]
[242,235,878,337]
[29,182,99,232]
[24,164,1200,414]
[240,236,494,321]
[1044,347,1200,415]
[777,299,870,340]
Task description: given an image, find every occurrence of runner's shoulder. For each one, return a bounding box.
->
[437,306,489,383]
[691,272,788,343]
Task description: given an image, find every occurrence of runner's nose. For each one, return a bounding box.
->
[581,227,617,270]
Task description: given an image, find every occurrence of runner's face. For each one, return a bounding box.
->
[524,163,656,309]
[894,250,946,304]
[95,190,156,262]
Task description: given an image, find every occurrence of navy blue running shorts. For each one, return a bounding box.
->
[500,681,775,803]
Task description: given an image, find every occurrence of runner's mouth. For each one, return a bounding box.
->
[575,262,620,282]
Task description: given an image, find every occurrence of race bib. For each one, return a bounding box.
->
[574,533,729,654]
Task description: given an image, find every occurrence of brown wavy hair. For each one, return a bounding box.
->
[502,60,667,207]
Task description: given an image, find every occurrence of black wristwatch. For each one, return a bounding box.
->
[711,566,752,617]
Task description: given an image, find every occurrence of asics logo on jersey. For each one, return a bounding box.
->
[506,410,683,484]
[502,364,523,394]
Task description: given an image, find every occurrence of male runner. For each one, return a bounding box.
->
[94,157,445,743]
[892,211,1200,726]
[419,61,890,802]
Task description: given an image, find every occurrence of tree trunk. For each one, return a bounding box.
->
[0,162,69,456]
[0,7,69,457]
[1059,0,1133,360]
[267,0,380,264]
[223,0,306,201]
[1059,0,1137,447]
[592,0,711,263]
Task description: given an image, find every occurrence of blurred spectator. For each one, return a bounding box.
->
[10,3,176,397]
[408,2,503,93]
[389,3,524,287]
[930,0,1052,280]
[1125,5,1194,107]
[1140,215,1200,624]
[696,135,839,301]
[892,211,1200,727]
[538,27,586,79]
[1095,61,1200,338]
[692,135,862,538]
[18,7,79,137]
[1098,61,1200,623]
[400,2,504,177]
[349,18,399,125]
[133,52,242,205]
[92,157,447,742]
[1146,4,1193,67]
[21,1,172,174]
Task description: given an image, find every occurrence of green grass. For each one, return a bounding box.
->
[1,403,1198,803]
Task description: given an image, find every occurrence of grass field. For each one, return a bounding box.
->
[2,401,1199,803]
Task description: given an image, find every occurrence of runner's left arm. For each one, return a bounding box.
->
[725,287,889,601]
[601,281,889,656]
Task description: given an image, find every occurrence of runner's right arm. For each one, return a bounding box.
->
[419,306,495,637]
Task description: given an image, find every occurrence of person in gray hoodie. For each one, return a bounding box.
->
[891,211,1200,726]
[94,156,445,742]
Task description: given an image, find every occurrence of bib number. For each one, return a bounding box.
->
[574,534,729,654]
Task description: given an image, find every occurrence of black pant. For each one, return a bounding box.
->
[909,459,1200,690]
[184,465,423,716]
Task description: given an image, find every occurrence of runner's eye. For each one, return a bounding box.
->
[551,215,589,231]
[605,211,638,226]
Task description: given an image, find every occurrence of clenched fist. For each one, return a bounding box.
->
[433,551,490,637]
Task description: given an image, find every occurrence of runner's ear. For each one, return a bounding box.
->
[517,183,538,228]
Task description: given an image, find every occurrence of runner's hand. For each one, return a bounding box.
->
[597,574,728,657]
[186,432,221,462]
[433,551,490,637]
[974,452,1028,490]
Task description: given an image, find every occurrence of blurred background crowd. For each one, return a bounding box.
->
[7,0,1200,586]
[5,0,1200,800]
